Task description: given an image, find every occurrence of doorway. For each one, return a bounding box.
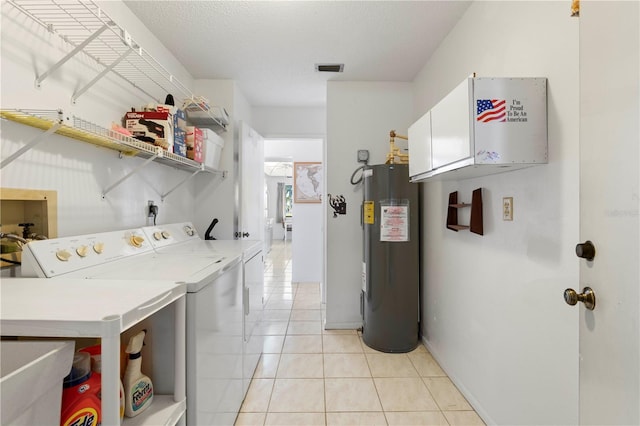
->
[264,161,293,243]
[263,138,325,302]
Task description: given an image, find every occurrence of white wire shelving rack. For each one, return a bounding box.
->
[6,0,228,132]
[0,109,225,200]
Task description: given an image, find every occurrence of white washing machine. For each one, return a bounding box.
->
[21,225,263,425]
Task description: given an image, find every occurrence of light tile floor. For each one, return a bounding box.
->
[236,240,485,426]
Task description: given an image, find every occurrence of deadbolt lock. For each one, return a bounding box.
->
[575,240,596,261]
[564,287,596,311]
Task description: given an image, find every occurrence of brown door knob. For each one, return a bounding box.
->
[564,287,596,311]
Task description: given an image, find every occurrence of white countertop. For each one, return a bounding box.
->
[0,278,186,337]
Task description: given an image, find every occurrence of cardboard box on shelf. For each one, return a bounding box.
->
[174,108,187,132]
[186,126,203,163]
[124,111,173,151]
[174,128,187,157]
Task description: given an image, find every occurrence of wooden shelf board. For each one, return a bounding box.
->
[448,225,470,231]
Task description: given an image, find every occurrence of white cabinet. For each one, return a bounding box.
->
[408,111,432,179]
[0,278,187,426]
[431,78,473,169]
[409,77,547,182]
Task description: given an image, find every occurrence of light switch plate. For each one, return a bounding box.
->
[503,197,513,221]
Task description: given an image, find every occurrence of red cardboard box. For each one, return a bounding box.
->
[124,111,173,150]
[186,126,203,163]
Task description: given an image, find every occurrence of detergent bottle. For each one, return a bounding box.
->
[123,330,154,417]
[80,344,125,421]
[60,351,102,426]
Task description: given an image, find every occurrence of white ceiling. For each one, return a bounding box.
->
[123,1,471,107]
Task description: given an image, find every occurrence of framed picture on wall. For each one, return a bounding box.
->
[293,162,323,203]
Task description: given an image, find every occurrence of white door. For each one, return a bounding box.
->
[575,2,639,424]
[237,121,265,243]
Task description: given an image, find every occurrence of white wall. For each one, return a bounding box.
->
[252,106,325,138]
[192,80,249,240]
[326,82,413,328]
[264,139,323,283]
[413,2,579,425]
[0,1,200,236]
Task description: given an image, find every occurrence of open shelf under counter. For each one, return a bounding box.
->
[0,278,187,426]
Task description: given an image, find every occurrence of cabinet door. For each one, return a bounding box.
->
[408,110,432,178]
[430,78,473,169]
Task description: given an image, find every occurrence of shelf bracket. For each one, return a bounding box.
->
[1,120,62,169]
[161,168,203,202]
[72,47,133,103]
[35,23,110,88]
[102,151,158,198]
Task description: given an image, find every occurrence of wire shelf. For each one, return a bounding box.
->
[8,0,227,131]
[1,109,207,174]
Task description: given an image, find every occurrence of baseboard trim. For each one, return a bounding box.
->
[421,335,493,425]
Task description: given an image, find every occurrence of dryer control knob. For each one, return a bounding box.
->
[56,249,72,262]
[162,231,171,239]
[153,231,162,241]
[76,246,89,257]
[93,243,104,254]
[184,226,195,236]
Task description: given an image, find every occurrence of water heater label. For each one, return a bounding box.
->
[380,204,409,242]
[364,201,374,224]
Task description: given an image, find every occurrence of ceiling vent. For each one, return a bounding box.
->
[315,63,344,73]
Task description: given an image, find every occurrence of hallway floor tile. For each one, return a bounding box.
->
[236,240,485,426]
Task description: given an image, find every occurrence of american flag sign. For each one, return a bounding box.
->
[477,99,506,122]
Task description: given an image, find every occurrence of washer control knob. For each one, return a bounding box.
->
[130,235,145,248]
[93,243,104,254]
[161,231,171,239]
[56,249,72,262]
[184,226,195,236]
[76,246,89,257]
[153,231,162,241]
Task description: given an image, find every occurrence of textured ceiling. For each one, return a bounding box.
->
[124,1,471,107]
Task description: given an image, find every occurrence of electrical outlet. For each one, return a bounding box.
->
[503,197,513,221]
